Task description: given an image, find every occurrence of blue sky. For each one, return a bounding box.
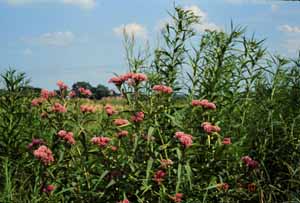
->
[0,0,299,89]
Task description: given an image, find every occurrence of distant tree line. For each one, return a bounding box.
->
[0,80,118,100]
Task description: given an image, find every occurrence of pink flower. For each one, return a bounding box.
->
[41,89,56,99]
[57,80,68,90]
[80,104,96,113]
[170,193,183,203]
[201,122,221,133]
[132,73,148,82]
[117,130,129,138]
[120,72,134,81]
[118,199,130,203]
[27,138,45,150]
[160,159,173,169]
[78,87,92,97]
[241,156,259,169]
[91,136,111,147]
[104,104,117,116]
[68,90,76,98]
[192,99,216,109]
[31,98,45,106]
[114,118,129,126]
[108,76,124,86]
[152,85,173,94]
[175,132,193,148]
[131,111,144,123]
[57,130,75,145]
[110,146,118,151]
[51,103,67,113]
[222,137,231,145]
[33,145,54,165]
[154,170,166,184]
[43,184,55,193]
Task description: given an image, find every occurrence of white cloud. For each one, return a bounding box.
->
[2,0,96,9]
[26,31,75,47]
[113,23,147,39]
[279,25,300,33]
[23,48,33,55]
[63,0,95,9]
[271,4,279,12]
[184,5,221,32]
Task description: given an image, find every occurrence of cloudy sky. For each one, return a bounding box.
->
[0,0,299,89]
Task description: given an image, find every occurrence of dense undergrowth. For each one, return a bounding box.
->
[0,7,300,203]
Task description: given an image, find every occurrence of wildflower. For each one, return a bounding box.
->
[27,138,45,150]
[201,122,221,133]
[152,85,173,94]
[217,183,229,191]
[51,103,67,113]
[91,136,111,147]
[247,183,256,192]
[57,80,68,90]
[31,98,45,107]
[108,76,124,86]
[68,90,76,98]
[57,130,76,145]
[153,170,166,184]
[160,159,173,169]
[170,193,183,203]
[118,199,130,203]
[241,156,259,169]
[41,89,56,99]
[131,111,144,123]
[104,104,117,116]
[78,87,92,96]
[80,104,96,113]
[33,145,54,165]
[43,184,55,193]
[114,118,129,126]
[110,146,118,151]
[222,137,231,145]
[117,130,129,138]
[132,73,148,82]
[191,99,216,109]
[175,132,193,148]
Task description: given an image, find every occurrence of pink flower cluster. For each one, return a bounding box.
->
[201,122,221,133]
[41,89,56,99]
[105,104,117,116]
[57,130,76,145]
[191,99,216,110]
[131,111,144,123]
[43,185,55,193]
[152,85,173,94]
[118,199,130,203]
[91,136,111,147]
[31,98,45,107]
[51,103,67,113]
[114,118,129,126]
[109,72,147,86]
[241,156,259,169]
[80,104,96,113]
[27,138,45,149]
[117,130,128,138]
[78,87,92,96]
[57,80,68,90]
[68,90,76,98]
[170,193,183,203]
[222,137,231,145]
[33,145,54,165]
[160,159,173,169]
[154,170,166,184]
[175,132,193,148]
